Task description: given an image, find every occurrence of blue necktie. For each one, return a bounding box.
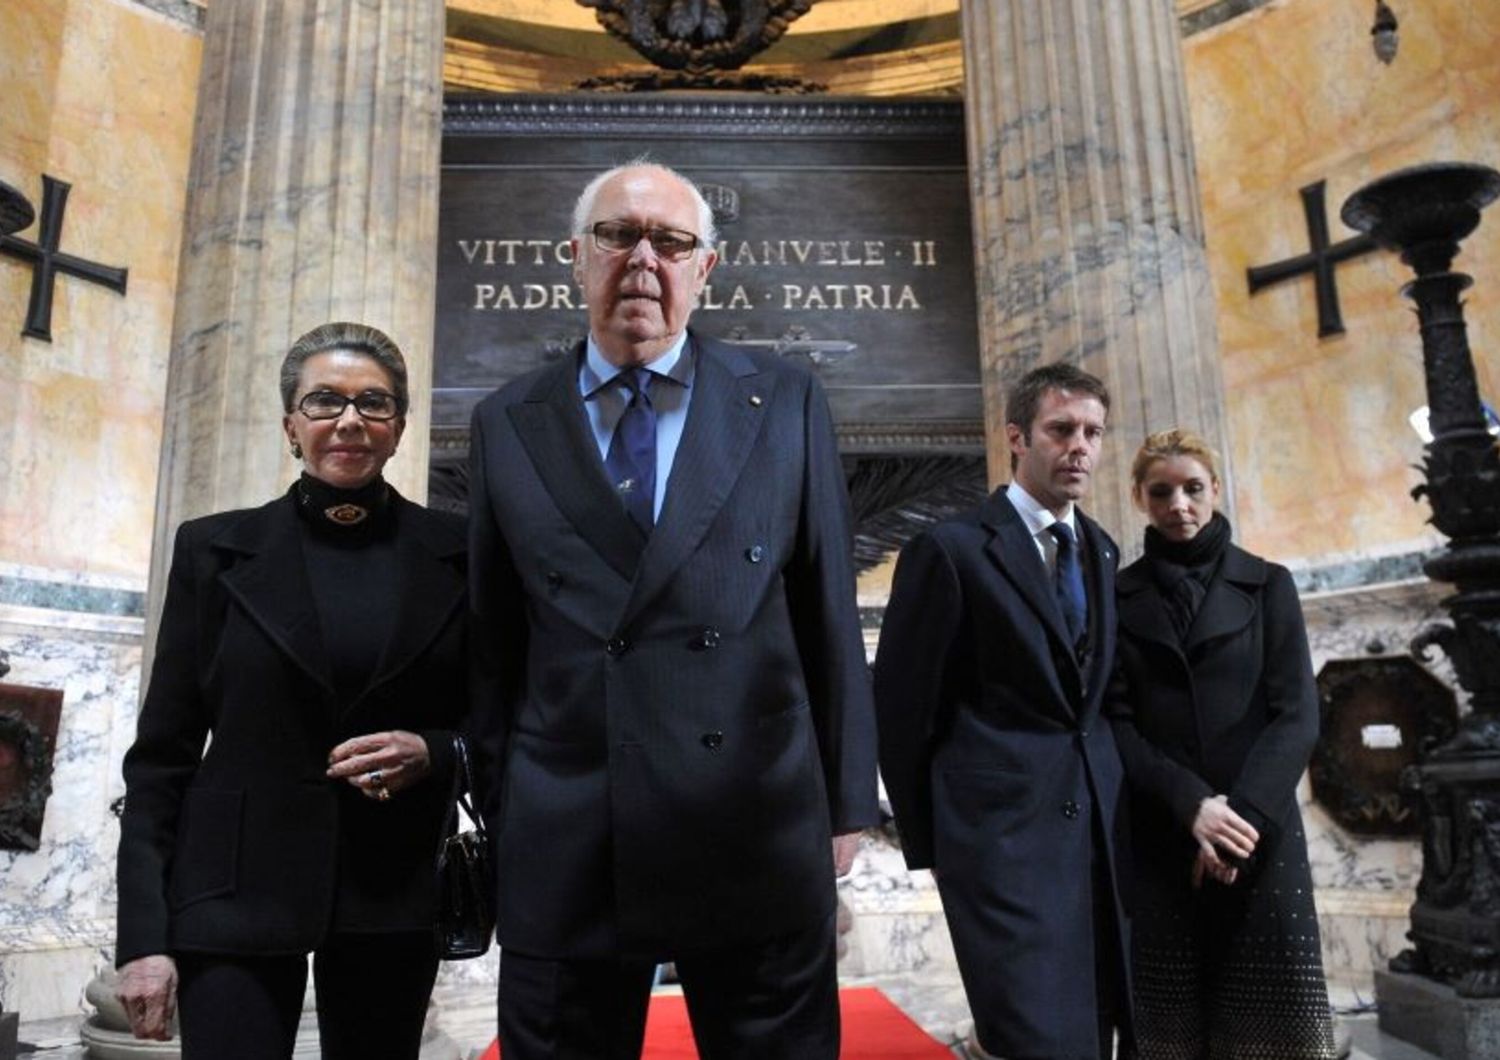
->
[1048,522,1087,645]
[605,368,656,534]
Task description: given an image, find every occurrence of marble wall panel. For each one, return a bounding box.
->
[0,604,143,1018]
[0,0,202,581]
[1182,0,1500,565]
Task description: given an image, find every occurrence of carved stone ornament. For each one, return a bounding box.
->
[577,0,817,74]
[1310,656,1458,837]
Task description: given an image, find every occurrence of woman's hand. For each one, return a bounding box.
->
[1190,793,1258,886]
[117,954,177,1040]
[1191,846,1239,889]
[327,729,431,801]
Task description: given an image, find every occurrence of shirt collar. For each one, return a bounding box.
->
[1006,480,1076,538]
[581,332,693,398]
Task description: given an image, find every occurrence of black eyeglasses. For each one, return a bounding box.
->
[297,389,402,421]
[590,220,700,262]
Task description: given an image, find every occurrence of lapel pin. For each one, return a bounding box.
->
[748,394,763,407]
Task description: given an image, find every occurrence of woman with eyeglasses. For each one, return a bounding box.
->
[1109,428,1334,1060]
[114,322,468,1059]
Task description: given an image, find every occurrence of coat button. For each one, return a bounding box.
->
[1062,800,1080,819]
[606,637,628,657]
[746,545,765,563]
[701,731,724,751]
[546,570,564,592]
[699,626,721,649]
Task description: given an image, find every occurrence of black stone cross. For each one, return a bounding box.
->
[0,175,128,342]
[1246,180,1378,337]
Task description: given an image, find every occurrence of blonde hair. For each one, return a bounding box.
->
[1131,428,1220,498]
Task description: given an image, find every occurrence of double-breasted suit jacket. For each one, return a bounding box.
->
[873,489,1130,1059]
[117,490,467,966]
[467,332,878,960]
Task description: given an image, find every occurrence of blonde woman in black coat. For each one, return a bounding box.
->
[114,323,467,1059]
[1109,428,1334,1060]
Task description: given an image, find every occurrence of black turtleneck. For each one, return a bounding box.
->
[294,474,399,702]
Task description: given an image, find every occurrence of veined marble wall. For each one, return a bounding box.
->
[0,0,201,1021]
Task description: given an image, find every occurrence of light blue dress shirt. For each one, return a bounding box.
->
[579,332,694,522]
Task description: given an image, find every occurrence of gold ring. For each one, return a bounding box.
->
[375,785,391,802]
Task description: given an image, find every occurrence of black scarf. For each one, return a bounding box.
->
[1142,512,1231,642]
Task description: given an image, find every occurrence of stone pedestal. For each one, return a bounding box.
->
[1376,969,1500,1059]
[959,0,1229,542]
[145,0,445,654]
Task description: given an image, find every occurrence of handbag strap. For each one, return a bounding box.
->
[445,734,488,840]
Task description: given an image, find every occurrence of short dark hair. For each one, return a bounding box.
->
[1004,363,1111,469]
[279,322,409,416]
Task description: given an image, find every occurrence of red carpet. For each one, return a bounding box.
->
[481,986,951,1058]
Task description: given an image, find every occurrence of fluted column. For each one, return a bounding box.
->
[145,0,444,645]
[961,0,1229,542]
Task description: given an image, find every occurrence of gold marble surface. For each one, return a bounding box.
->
[0,0,201,581]
[1183,0,1500,563]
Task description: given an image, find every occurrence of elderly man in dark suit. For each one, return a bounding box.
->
[874,363,1132,1060]
[466,162,877,1060]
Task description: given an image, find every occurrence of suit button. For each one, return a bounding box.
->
[1079,728,1090,739]
[699,626,721,649]
[546,570,564,592]
[701,731,724,751]
[746,545,765,563]
[1062,800,1080,819]
[606,637,628,657]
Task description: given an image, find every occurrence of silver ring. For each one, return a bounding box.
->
[366,769,383,786]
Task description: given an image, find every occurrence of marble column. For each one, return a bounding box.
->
[146,0,445,645]
[960,0,1229,543]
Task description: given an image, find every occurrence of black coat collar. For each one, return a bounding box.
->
[210,489,465,705]
[1118,544,1265,655]
[977,488,1117,714]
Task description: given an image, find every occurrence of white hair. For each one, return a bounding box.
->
[570,160,718,249]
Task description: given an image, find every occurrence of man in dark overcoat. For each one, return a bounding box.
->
[873,363,1132,1059]
[466,162,878,1059]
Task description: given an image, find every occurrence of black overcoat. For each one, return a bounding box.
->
[466,333,878,960]
[1109,545,1319,858]
[116,489,467,966]
[873,489,1130,1060]
[1108,545,1333,1056]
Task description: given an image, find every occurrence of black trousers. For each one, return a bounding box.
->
[496,912,840,1060]
[175,930,439,1060]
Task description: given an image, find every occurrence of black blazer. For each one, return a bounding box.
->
[1108,545,1319,846]
[467,332,879,960]
[873,488,1129,1059]
[116,489,467,966]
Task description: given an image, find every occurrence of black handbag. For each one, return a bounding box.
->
[435,735,495,959]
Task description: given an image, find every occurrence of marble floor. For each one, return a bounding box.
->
[16,973,1440,1059]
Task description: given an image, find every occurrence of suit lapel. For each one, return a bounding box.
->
[1076,514,1117,721]
[979,491,1076,661]
[620,336,768,628]
[1184,547,1260,653]
[1115,561,1182,657]
[352,498,465,709]
[214,496,334,695]
[509,351,646,583]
